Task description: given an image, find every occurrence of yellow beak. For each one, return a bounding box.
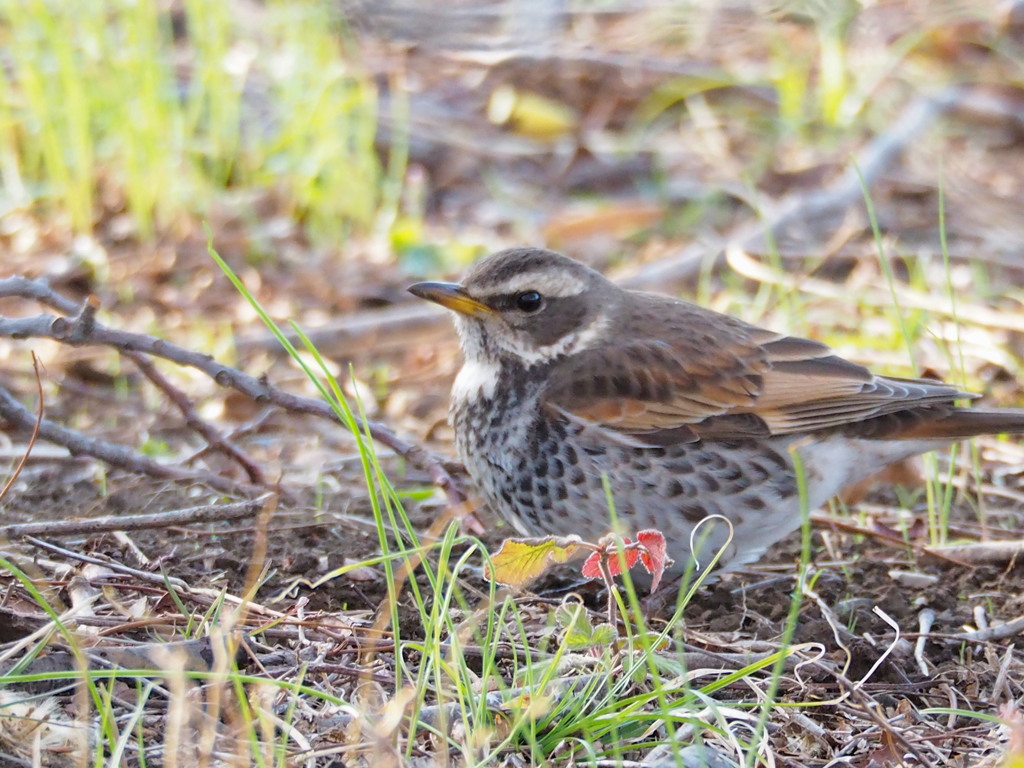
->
[408,281,494,318]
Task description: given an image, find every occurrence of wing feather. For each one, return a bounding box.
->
[544,295,973,444]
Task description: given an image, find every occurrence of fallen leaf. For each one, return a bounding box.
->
[486,535,585,589]
[487,85,578,140]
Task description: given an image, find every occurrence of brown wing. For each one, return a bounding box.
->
[544,298,973,444]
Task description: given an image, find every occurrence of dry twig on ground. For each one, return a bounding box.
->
[0,276,471,521]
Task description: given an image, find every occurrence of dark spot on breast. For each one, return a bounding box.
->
[719,465,743,482]
[568,466,586,485]
[536,482,549,498]
[535,461,548,478]
[680,504,706,523]
[762,449,789,472]
[747,463,769,482]
[564,446,579,463]
[555,485,568,501]
[745,495,766,510]
[665,479,684,497]
[664,458,693,474]
[701,475,720,493]
[550,459,565,479]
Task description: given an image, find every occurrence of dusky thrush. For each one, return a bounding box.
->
[409,248,1024,578]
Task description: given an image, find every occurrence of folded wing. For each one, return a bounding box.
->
[544,300,972,444]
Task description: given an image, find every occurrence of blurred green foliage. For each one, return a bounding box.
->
[0,0,381,244]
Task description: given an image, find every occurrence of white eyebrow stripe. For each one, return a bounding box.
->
[477,271,586,299]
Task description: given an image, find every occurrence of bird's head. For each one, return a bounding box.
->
[409,248,617,367]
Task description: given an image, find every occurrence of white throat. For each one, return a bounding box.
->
[451,358,500,402]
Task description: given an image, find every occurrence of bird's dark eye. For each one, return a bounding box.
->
[515,290,544,313]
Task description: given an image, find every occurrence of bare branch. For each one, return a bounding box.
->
[0,381,248,496]
[0,281,470,518]
[0,496,269,539]
[126,350,266,485]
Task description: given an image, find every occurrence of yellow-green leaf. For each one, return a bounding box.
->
[485,536,585,589]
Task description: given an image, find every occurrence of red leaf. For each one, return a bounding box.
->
[606,540,639,575]
[636,529,670,592]
[581,537,640,582]
[581,551,604,579]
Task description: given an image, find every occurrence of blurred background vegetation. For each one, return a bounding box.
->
[4,0,1021,273]
[1,0,378,244]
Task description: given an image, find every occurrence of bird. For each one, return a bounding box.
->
[408,247,1024,581]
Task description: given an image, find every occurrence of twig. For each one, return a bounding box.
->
[956,614,1024,643]
[125,350,266,485]
[15,538,189,591]
[0,275,81,314]
[818,663,939,768]
[0,381,246,496]
[0,637,246,693]
[12,537,308,622]
[0,282,470,520]
[988,645,1016,704]
[619,83,1001,290]
[234,299,452,359]
[0,496,269,539]
[915,609,935,676]
[810,512,974,567]
[0,353,44,503]
[930,540,1024,566]
[726,247,1024,333]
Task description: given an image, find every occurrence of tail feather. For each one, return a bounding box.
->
[884,407,1024,441]
[840,406,1024,440]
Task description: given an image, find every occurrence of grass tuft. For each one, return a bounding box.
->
[0,0,381,245]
